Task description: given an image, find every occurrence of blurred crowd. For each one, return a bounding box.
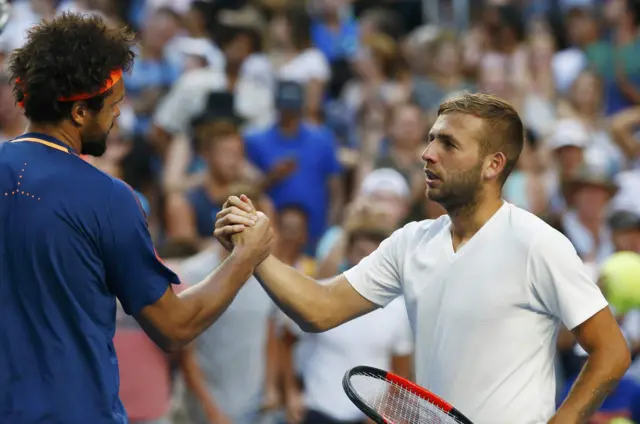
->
[2,0,640,422]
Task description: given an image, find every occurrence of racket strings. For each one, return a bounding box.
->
[350,372,464,424]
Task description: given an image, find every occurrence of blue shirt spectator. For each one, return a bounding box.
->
[245,121,341,251]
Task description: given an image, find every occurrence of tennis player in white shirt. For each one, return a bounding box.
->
[215,93,631,424]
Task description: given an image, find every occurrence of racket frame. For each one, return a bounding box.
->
[342,365,474,424]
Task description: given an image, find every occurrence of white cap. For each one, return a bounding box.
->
[360,168,411,200]
[548,119,589,150]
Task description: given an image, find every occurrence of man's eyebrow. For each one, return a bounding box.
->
[429,131,459,145]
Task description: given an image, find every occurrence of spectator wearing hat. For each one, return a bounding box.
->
[161,91,260,195]
[244,80,343,254]
[315,168,411,277]
[560,165,619,264]
[546,117,615,216]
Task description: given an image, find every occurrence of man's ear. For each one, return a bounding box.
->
[483,152,507,181]
[70,102,88,126]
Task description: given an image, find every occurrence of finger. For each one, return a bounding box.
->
[216,214,255,229]
[226,195,254,213]
[213,225,245,238]
[239,194,256,213]
[216,207,257,226]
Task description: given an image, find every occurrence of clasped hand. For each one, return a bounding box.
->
[214,194,274,264]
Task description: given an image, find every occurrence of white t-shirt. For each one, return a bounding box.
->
[343,202,608,424]
[153,54,275,134]
[284,298,413,421]
[277,48,331,84]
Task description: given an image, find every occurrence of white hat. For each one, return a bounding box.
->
[548,119,589,150]
[360,168,410,200]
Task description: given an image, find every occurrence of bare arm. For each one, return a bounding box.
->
[136,213,274,352]
[281,326,305,424]
[254,256,377,333]
[328,174,345,226]
[609,106,640,161]
[391,354,413,381]
[214,196,381,332]
[179,346,231,423]
[551,307,631,423]
[262,316,281,411]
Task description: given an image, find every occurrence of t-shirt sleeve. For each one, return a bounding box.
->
[103,179,180,316]
[307,49,331,81]
[527,228,608,330]
[343,223,410,307]
[153,73,203,135]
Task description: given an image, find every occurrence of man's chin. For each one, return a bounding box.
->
[81,142,107,157]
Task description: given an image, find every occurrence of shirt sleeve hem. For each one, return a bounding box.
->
[565,298,609,331]
[343,269,388,307]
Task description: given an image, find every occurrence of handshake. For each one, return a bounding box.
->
[213,194,275,265]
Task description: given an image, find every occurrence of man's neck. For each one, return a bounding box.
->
[275,243,303,266]
[616,24,638,45]
[204,174,229,200]
[576,212,603,236]
[448,195,504,244]
[24,122,82,153]
[278,118,300,136]
[324,13,341,30]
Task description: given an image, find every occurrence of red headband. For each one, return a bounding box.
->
[16,68,123,108]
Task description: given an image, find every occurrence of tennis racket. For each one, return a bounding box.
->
[343,366,474,424]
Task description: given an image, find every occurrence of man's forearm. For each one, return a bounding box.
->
[553,349,629,423]
[176,250,255,343]
[255,255,332,332]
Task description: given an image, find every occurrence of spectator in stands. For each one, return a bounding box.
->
[245,80,343,252]
[280,220,412,424]
[599,0,640,115]
[269,5,331,123]
[166,0,225,71]
[609,210,640,253]
[411,31,476,116]
[274,204,317,277]
[126,7,181,137]
[152,22,273,156]
[310,0,359,63]
[177,216,279,424]
[561,165,618,264]
[558,69,626,174]
[165,117,274,249]
[316,168,411,277]
[371,102,427,203]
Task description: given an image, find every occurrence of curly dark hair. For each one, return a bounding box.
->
[7,12,136,123]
